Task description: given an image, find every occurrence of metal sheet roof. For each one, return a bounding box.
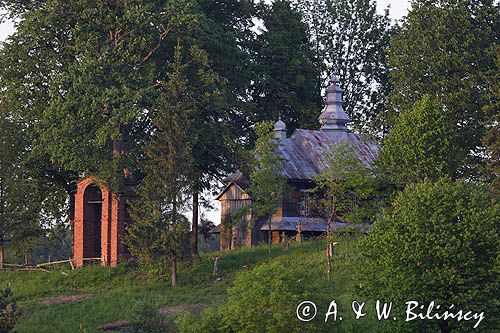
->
[209,217,372,233]
[276,129,379,180]
[260,216,371,232]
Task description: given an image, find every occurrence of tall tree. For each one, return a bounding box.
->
[379,95,459,187]
[249,122,290,253]
[313,141,377,280]
[188,0,256,255]
[0,1,203,250]
[0,0,256,256]
[124,42,214,286]
[0,0,200,187]
[167,0,257,257]
[388,0,499,178]
[293,0,393,134]
[0,100,54,266]
[482,44,500,194]
[251,0,322,132]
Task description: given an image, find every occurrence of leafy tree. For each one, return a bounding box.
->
[249,122,290,253]
[0,1,256,258]
[313,141,378,280]
[388,0,499,178]
[379,95,459,187]
[482,44,500,195]
[0,288,19,333]
[293,0,393,134]
[124,43,208,287]
[360,178,500,332]
[0,0,200,188]
[187,0,256,255]
[0,1,204,256]
[251,0,322,131]
[0,102,47,267]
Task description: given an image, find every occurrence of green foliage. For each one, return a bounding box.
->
[0,238,385,332]
[251,0,322,131]
[314,141,380,224]
[0,288,19,333]
[177,237,382,333]
[249,122,291,220]
[380,96,459,186]
[124,43,203,266]
[360,178,500,332]
[0,100,66,261]
[0,0,254,223]
[179,262,313,333]
[482,44,500,194]
[0,0,203,190]
[388,0,498,177]
[294,0,394,134]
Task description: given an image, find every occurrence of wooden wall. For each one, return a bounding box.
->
[219,183,252,250]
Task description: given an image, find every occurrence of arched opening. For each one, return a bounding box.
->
[83,184,103,260]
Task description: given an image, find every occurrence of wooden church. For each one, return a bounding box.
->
[211,73,379,250]
[72,72,379,264]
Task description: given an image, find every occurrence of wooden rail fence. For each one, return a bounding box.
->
[0,257,107,272]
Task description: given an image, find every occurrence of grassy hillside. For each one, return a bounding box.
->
[1,236,382,332]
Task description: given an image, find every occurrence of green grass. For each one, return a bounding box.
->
[1,236,379,332]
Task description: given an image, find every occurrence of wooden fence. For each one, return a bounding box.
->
[0,257,106,272]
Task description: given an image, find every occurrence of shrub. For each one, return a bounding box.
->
[177,261,321,333]
[361,179,499,332]
[0,288,19,333]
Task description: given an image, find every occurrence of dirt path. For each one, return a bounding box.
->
[98,303,206,331]
[158,303,205,315]
[39,294,93,305]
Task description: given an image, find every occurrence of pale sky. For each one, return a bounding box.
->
[0,1,411,224]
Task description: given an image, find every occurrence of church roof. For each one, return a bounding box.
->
[218,72,379,185]
[276,129,379,180]
[260,216,372,233]
[210,217,372,233]
[222,170,251,189]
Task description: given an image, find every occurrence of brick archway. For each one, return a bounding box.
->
[82,184,102,260]
[73,177,124,267]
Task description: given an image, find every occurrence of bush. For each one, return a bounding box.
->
[379,96,459,186]
[177,261,321,333]
[361,179,499,332]
[0,288,19,333]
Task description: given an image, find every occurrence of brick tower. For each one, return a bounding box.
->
[73,176,136,267]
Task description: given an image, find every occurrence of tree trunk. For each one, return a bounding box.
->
[326,218,331,281]
[0,180,4,269]
[191,191,199,256]
[268,216,272,254]
[439,320,451,333]
[297,222,302,244]
[69,193,75,255]
[0,239,4,269]
[171,254,177,288]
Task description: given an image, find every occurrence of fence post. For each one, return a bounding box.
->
[213,257,218,276]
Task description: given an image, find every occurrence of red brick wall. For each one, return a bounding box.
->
[74,177,123,267]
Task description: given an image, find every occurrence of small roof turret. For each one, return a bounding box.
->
[274,115,286,141]
[319,72,350,134]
